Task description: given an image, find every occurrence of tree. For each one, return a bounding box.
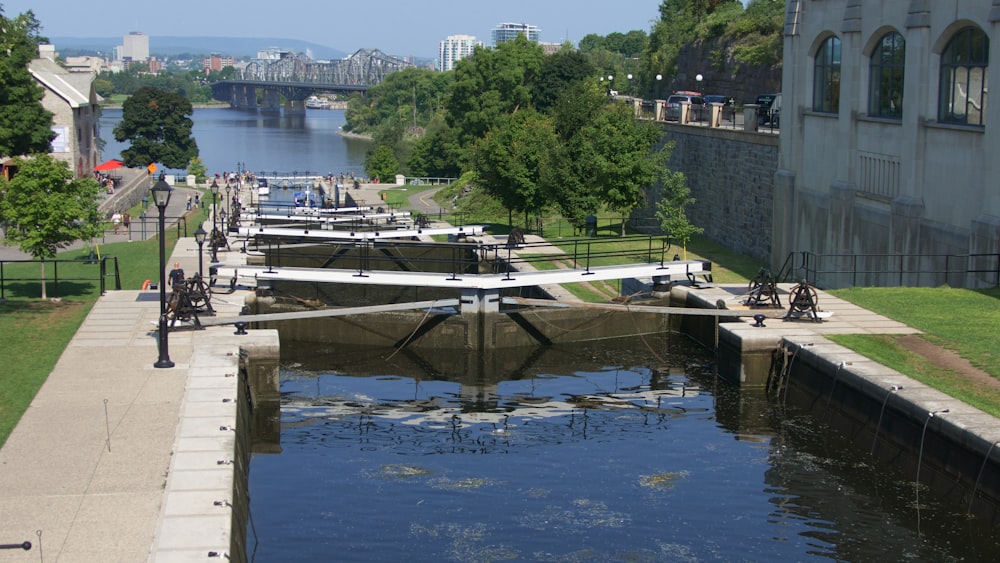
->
[113,86,198,169]
[0,154,103,298]
[364,144,399,182]
[656,168,703,256]
[582,101,665,236]
[187,155,208,183]
[0,8,55,158]
[472,108,556,227]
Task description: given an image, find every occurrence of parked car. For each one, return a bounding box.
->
[665,93,707,122]
[756,93,781,127]
[704,95,736,121]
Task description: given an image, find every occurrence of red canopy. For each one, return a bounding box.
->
[93,159,124,171]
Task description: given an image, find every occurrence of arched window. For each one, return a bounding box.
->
[939,26,989,126]
[813,36,841,113]
[869,32,905,119]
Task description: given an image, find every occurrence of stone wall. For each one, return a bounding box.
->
[632,123,779,266]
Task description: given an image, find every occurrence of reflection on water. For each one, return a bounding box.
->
[247,336,1000,562]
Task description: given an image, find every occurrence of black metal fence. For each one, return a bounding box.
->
[0,256,122,300]
[779,251,1000,289]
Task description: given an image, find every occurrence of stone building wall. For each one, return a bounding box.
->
[632,123,779,266]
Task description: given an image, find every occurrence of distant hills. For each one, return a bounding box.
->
[50,36,350,61]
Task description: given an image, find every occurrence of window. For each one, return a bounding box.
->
[813,36,841,113]
[869,32,905,119]
[939,27,989,126]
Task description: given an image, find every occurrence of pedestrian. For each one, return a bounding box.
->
[194,193,201,208]
[111,210,122,234]
[186,194,192,210]
[168,262,185,288]
[122,211,131,234]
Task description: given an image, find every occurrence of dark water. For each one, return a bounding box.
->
[247,336,1000,562]
[99,107,370,177]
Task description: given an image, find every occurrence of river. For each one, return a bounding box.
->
[101,107,1000,562]
[99,106,370,178]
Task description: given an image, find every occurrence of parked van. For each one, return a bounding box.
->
[756,93,781,127]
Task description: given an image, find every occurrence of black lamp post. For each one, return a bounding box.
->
[225,182,232,231]
[194,225,207,278]
[152,179,174,369]
[210,180,220,262]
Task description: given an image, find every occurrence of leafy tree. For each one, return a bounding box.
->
[472,108,556,226]
[0,154,102,298]
[187,155,208,183]
[656,168,703,254]
[532,49,595,113]
[364,144,399,182]
[445,36,545,163]
[113,86,198,169]
[406,114,461,179]
[0,7,54,158]
[584,101,665,236]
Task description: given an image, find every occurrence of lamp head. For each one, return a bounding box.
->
[194,225,207,245]
[210,179,219,196]
[151,179,173,210]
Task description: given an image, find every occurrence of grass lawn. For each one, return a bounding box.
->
[827,287,1000,416]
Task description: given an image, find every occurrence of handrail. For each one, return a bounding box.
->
[780,251,1000,289]
[0,256,122,300]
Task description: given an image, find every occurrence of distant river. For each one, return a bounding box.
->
[98,107,370,177]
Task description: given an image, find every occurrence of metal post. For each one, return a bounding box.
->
[152,180,174,369]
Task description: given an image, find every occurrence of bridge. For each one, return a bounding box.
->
[210,48,414,111]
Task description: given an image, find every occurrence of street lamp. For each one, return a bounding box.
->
[194,225,207,278]
[152,178,174,369]
[210,179,220,262]
[225,182,232,231]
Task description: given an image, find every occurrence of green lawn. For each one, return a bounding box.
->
[827,287,1000,417]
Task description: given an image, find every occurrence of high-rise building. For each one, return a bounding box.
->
[491,22,540,46]
[122,32,149,62]
[439,35,481,71]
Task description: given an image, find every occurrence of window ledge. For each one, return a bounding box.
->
[924,120,985,133]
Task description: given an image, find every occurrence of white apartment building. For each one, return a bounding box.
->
[439,35,482,71]
[774,0,1000,288]
[122,32,149,62]
[491,22,540,46]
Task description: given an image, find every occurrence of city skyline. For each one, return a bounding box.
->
[3,0,748,59]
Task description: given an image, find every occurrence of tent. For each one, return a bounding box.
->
[93,159,124,171]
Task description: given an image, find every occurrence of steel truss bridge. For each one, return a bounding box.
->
[210,48,413,111]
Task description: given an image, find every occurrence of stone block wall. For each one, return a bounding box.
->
[632,123,779,266]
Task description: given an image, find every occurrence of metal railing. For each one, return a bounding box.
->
[0,256,122,300]
[249,234,676,280]
[779,251,1000,289]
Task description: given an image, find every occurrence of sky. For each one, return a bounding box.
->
[4,0,677,59]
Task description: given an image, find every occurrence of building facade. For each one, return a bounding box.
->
[439,35,481,71]
[122,32,149,62]
[491,22,541,46]
[775,0,1000,288]
[29,45,101,178]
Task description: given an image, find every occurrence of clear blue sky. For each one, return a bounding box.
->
[4,0,748,59]
[6,0,661,58]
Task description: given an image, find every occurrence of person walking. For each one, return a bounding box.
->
[122,211,131,235]
[111,210,122,235]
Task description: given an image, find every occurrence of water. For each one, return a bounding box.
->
[98,107,370,177]
[247,337,1000,562]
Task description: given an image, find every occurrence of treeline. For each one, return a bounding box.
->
[346,0,782,229]
[94,64,236,104]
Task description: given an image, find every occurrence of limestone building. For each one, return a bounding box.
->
[774,0,1000,287]
[28,45,102,177]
